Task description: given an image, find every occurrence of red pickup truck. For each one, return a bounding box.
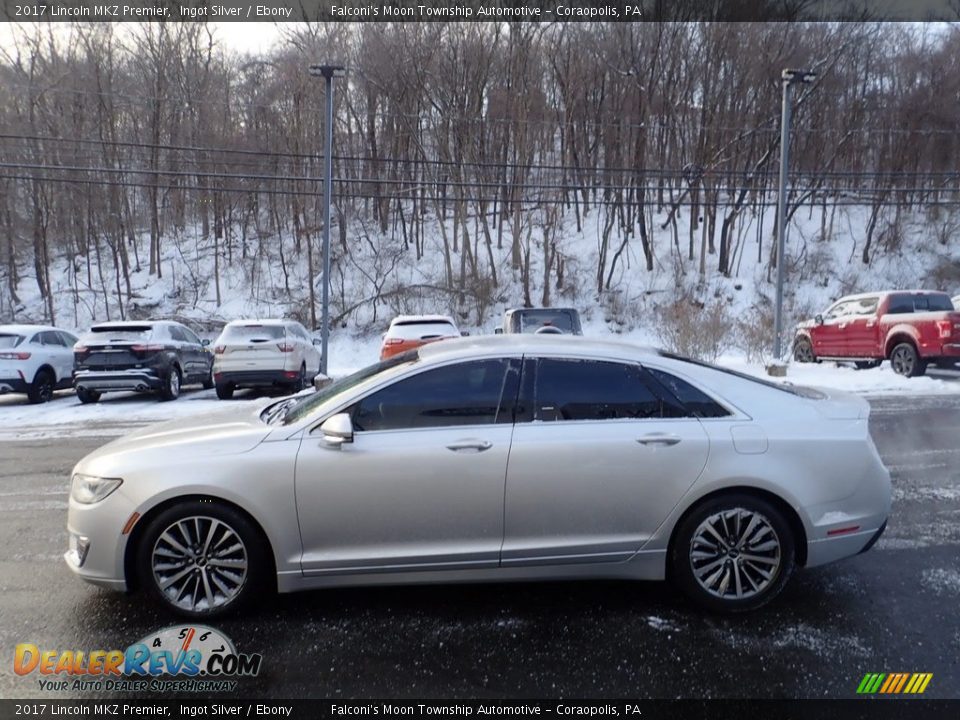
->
[793,290,960,376]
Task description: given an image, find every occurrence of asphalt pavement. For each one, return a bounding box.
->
[1,395,958,700]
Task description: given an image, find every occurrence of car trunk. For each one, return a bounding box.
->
[76,326,157,369]
[216,325,290,366]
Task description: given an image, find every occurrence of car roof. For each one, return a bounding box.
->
[0,324,64,335]
[504,307,579,314]
[416,334,658,362]
[90,320,173,328]
[836,289,950,302]
[389,315,458,325]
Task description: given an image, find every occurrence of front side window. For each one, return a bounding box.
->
[351,359,511,432]
[852,297,879,315]
[532,358,675,421]
[180,327,202,345]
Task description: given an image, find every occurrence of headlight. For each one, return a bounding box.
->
[71,474,123,504]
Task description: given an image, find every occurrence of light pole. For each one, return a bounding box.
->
[309,63,345,376]
[773,68,816,362]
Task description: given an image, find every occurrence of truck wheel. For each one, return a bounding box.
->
[890,342,926,377]
[793,337,816,363]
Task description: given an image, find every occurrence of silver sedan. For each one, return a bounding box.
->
[65,336,891,617]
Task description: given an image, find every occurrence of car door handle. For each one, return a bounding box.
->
[637,434,681,447]
[446,439,493,452]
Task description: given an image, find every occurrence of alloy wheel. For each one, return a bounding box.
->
[891,346,914,376]
[689,508,782,600]
[151,516,248,613]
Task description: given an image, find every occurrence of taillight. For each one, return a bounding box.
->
[131,344,165,352]
[936,320,952,339]
[277,343,295,352]
[0,351,30,360]
[214,345,226,355]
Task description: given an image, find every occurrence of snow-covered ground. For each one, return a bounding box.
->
[2,330,957,441]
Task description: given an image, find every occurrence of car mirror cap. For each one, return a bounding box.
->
[318,412,353,448]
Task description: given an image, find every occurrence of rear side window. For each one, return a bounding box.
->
[352,359,510,431]
[532,358,680,421]
[39,331,67,347]
[886,295,914,314]
[645,368,731,418]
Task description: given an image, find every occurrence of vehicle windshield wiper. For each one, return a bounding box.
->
[262,397,301,425]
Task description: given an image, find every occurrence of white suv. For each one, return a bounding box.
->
[212,319,322,399]
[0,324,79,403]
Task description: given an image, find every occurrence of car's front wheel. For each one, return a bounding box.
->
[792,337,816,363]
[137,500,269,619]
[159,366,181,401]
[671,494,795,613]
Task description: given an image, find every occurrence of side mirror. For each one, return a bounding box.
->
[494,328,503,335]
[313,373,333,391]
[815,314,824,325]
[318,413,353,448]
[312,338,321,346]
[202,338,211,346]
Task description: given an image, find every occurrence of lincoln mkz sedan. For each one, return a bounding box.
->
[65,336,891,617]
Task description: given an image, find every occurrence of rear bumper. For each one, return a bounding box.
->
[74,369,162,393]
[0,376,29,394]
[806,521,887,567]
[215,369,298,388]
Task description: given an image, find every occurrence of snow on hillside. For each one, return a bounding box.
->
[1,200,958,438]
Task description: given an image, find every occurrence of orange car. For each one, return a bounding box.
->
[380,315,462,360]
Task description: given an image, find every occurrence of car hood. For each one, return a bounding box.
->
[74,402,275,475]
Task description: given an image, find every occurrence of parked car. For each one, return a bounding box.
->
[0,324,79,403]
[65,335,889,618]
[380,314,461,360]
[73,321,213,403]
[212,319,321,399]
[793,290,960,376]
[495,307,583,335]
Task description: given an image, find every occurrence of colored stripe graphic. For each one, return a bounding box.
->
[857,672,932,694]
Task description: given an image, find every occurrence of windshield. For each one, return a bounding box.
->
[517,310,577,333]
[0,334,25,348]
[279,352,419,425]
[84,325,154,343]
[220,324,286,341]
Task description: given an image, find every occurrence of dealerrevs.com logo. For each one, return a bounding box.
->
[14,625,262,693]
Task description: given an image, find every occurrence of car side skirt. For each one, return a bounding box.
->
[276,550,667,593]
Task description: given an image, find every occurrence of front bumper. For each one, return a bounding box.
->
[65,491,133,592]
[74,368,162,393]
[0,376,29,394]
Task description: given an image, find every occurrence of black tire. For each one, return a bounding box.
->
[76,387,101,404]
[296,364,307,392]
[136,500,269,619]
[215,382,235,400]
[889,342,926,377]
[792,337,816,364]
[671,494,795,613]
[27,369,55,404]
[854,360,882,370]
[201,366,215,390]
[159,366,182,401]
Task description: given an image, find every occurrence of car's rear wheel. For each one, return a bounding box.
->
[792,337,816,363]
[76,387,101,404]
[671,494,795,613]
[215,382,235,400]
[28,370,55,404]
[159,366,181,401]
[137,500,268,619]
[890,342,926,377]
